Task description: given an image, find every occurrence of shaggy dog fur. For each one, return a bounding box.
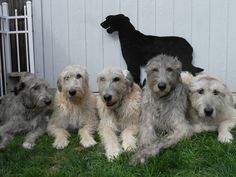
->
[182,73,236,143]
[130,55,192,165]
[0,73,52,149]
[101,14,203,85]
[97,67,142,160]
[47,65,98,149]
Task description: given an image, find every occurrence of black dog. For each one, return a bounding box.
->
[101,14,204,85]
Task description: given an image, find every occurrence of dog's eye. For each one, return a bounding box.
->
[100,77,105,82]
[166,67,173,72]
[213,89,219,95]
[33,85,40,90]
[76,74,81,79]
[113,77,120,82]
[197,89,204,94]
[64,76,70,80]
[152,68,158,72]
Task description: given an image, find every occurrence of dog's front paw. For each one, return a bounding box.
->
[106,147,121,161]
[53,138,69,149]
[0,144,6,149]
[22,142,35,149]
[122,137,137,151]
[218,132,233,143]
[80,136,97,148]
[192,124,203,133]
[129,151,147,166]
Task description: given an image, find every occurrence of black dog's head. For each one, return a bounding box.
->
[101,14,134,33]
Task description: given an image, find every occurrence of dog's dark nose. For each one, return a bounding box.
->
[204,107,214,116]
[158,82,166,91]
[44,99,52,105]
[103,94,112,102]
[69,89,76,96]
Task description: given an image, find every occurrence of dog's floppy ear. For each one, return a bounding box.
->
[122,70,133,87]
[13,81,25,95]
[57,78,62,92]
[144,60,153,74]
[173,56,182,72]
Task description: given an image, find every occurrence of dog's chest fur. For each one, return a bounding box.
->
[62,102,85,129]
[145,84,188,132]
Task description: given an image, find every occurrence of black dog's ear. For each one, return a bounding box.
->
[105,15,113,20]
[117,14,130,21]
[57,78,62,92]
[123,70,134,87]
[13,81,25,95]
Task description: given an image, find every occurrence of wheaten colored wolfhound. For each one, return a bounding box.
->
[96,67,142,160]
[47,65,98,149]
[182,72,236,143]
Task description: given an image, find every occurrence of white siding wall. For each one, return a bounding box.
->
[33,0,236,91]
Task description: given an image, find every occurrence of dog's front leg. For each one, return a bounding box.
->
[23,126,45,149]
[218,119,236,143]
[121,125,138,151]
[79,124,97,148]
[47,124,70,149]
[138,112,157,148]
[0,134,13,149]
[99,126,121,160]
[192,122,217,133]
[0,117,27,148]
[127,63,141,85]
[130,124,191,165]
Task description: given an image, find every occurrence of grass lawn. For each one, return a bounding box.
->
[1,130,236,177]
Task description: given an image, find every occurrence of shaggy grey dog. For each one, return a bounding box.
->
[0,73,52,149]
[130,54,192,165]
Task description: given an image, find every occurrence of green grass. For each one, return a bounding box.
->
[1,130,236,177]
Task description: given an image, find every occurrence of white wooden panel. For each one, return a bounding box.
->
[156,0,174,36]
[51,0,69,87]
[138,0,156,35]
[32,0,44,78]
[68,0,86,66]
[208,0,228,81]
[138,0,156,82]
[42,0,54,86]
[102,0,120,68]
[120,0,138,69]
[85,0,103,91]
[173,0,192,42]
[33,0,236,91]
[227,0,236,90]
[192,0,210,70]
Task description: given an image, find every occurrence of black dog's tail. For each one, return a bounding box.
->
[191,66,204,76]
[183,65,204,76]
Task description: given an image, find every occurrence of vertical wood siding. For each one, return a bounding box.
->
[33,0,236,91]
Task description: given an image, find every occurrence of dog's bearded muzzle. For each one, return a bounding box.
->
[36,95,52,108]
[197,105,216,119]
[152,82,171,97]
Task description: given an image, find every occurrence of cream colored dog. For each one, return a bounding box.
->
[182,72,236,143]
[47,65,98,149]
[97,67,142,160]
